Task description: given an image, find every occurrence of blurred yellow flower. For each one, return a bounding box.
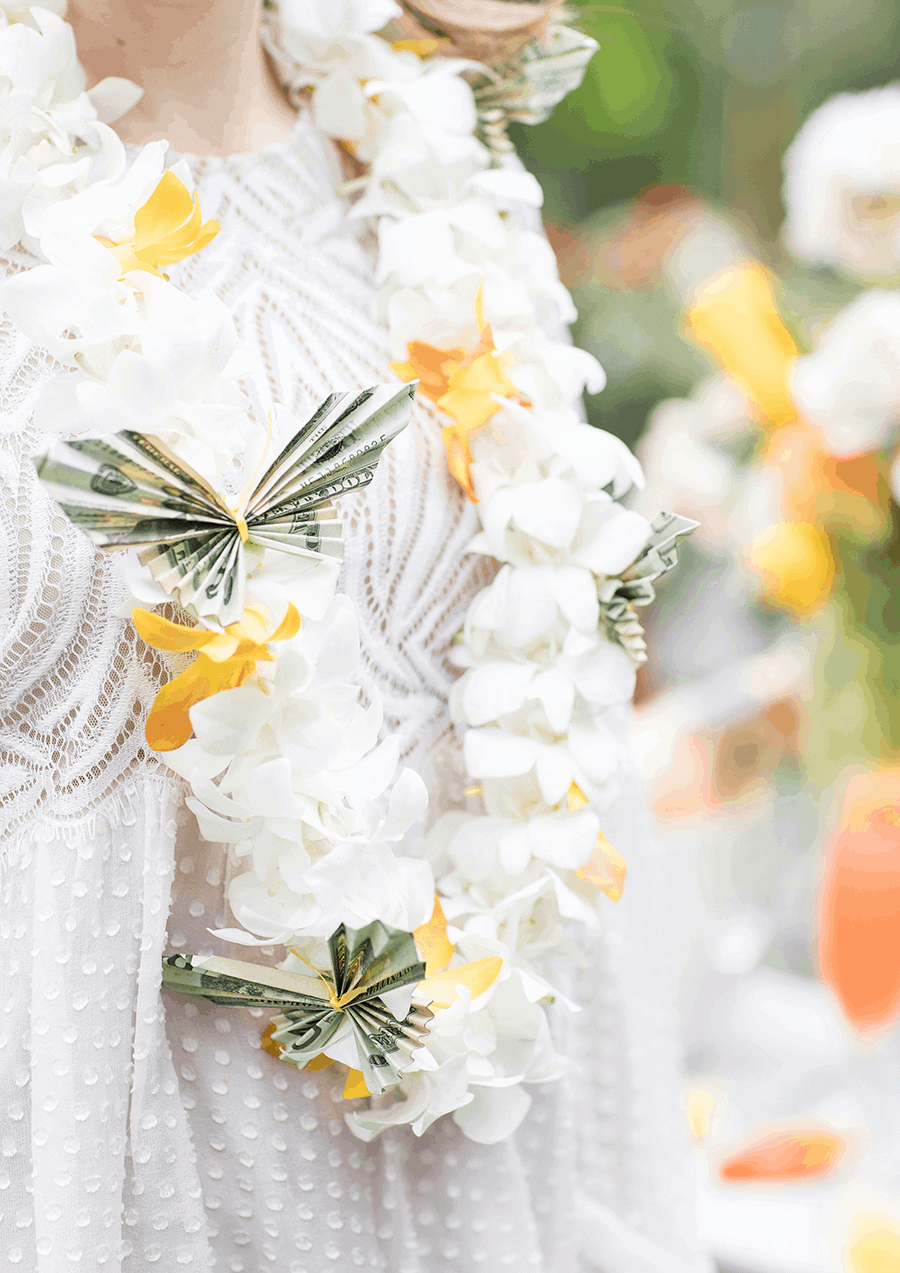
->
[133,602,300,751]
[685,262,799,428]
[845,1210,900,1273]
[746,520,834,616]
[98,169,220,279]
[575,830,627,902]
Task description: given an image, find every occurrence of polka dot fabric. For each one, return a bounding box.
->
[0,113,710,1270]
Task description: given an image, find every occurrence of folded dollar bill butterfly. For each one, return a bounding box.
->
[162,920,433,1095]
[34,383,416,626]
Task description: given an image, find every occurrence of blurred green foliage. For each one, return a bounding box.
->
[514,1,900,450]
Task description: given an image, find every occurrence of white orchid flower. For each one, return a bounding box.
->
[783,85,900,276]
[792,288,900,457]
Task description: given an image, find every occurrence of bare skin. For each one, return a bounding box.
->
[67,0,297,157]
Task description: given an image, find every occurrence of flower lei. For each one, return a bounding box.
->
[2,0,689,1147]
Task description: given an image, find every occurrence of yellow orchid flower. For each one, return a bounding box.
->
[133,602,300,752]
[98,169,220,279]
[391,285,530,501]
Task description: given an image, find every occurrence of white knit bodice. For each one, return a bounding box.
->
[0,114,709,1272]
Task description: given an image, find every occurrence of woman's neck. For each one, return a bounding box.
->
[67,0,296,157]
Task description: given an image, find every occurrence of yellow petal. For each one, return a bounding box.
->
[195,632,242,662]
[685,263,799,428]
[268,602,301,644]
[130,169,220,273]
[305,1053,334,1072]
[391,37,444,55]
[132,607,217,653]
[437,388,501,435]
[260,1021,283,1060]
[746,521,834,616]
[342,1068,369,1099]
[474,280,487,334]
[576,831,627,903]
[420,956,503,1009]
[414,896,454,976]
[302,1054,333,1074]
[567,781,588,812]
[133,169,193,247]
[441,423,478,502]
[684,1086,717,1142]
[846,1210,900,1273]
[145,653,245,751]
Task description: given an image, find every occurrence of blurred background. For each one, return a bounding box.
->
[514,4,900,1271]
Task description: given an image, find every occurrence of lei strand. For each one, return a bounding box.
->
[1,0,692,1146]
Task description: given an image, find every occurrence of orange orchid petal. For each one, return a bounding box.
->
[139,602,301,752]
[144,654,234,750]
[145,653,252,751]
[819,796,900,1034]
[260,1021,283,1060]
[414,896,454,976]
[392,341,466,403]
[420,956,502,1009]
[717,1126,847,1182]
[132,606,218,653]
[342,1068,369,1099]
[576,831,627,903]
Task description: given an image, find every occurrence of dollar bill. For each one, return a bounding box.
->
[598,512,700,665]
[474,20,599,154]
[34,382,416,626]
[162,920,434,1095]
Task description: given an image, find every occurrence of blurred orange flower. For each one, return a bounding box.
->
[717,1125,847,1182]
[818,771,900,1034]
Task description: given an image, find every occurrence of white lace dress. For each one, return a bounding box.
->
[0,112,710,1272]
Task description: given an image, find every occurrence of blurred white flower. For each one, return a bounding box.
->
[636,378,746,552]
[783,85,900,275]
[792,289,900,455]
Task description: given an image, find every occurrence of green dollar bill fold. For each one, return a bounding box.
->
[34,382,417,626]
[162,920,433,1095]
[598,511,700,665]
